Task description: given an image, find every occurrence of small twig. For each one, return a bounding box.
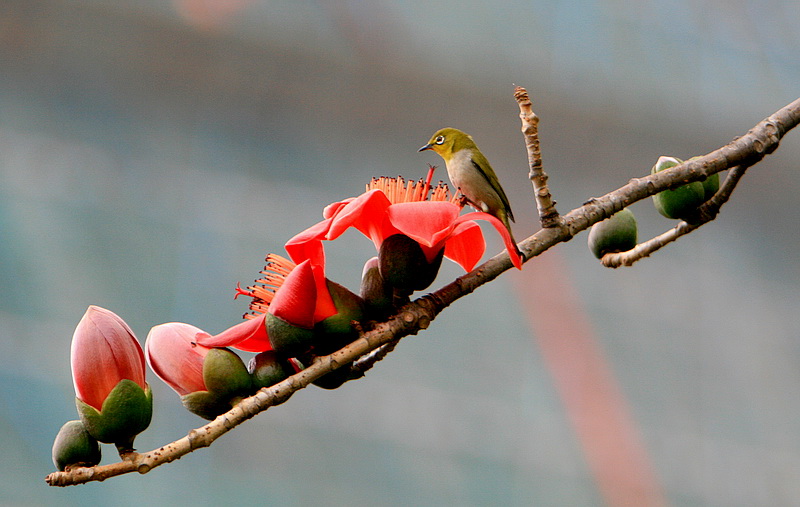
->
[601,165,749,267]
[514,86,560,228]
[350,339,401,379]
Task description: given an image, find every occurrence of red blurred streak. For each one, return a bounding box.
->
[173,0,253,32]
[512,251,667,507]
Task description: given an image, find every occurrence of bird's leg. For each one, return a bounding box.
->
[455,189,477,210]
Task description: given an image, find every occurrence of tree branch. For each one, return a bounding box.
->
[601,164,748,267]
[515,86,560,227]
[46,92,800,487]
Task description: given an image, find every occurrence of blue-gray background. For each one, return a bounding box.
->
[2,1,799,505]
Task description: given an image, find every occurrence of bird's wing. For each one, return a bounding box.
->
[471,156,515,223]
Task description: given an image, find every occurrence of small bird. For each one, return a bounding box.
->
[419,127,521,255]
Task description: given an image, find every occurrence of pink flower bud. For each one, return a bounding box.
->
[145,322,209,396]
[70,306,147,411]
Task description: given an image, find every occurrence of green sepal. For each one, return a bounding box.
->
[266,312,315,356]
[308,280,364,390]
[651,156,706,220]
[75,379,152,448]
[588,207,638,259]
[313,280,364,353]
[203,348,252,398]
[177,348,253,420]
[248,351,295,390]
[379,234,444,293]
[180,390,236,421]
[52,420,101,471]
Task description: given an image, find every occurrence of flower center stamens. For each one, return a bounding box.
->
[236,254,297,319]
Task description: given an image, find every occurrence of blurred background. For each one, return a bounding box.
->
[1,1,799,505]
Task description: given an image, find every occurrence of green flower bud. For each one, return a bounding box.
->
[75,379,152,450]
[52,420,101,471]
[701,173,720,200]
[588,207,638,259]
[248,351,295,390]
[686,156,721,201]
[651,156,706,220]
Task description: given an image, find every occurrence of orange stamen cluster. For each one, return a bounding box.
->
[235,253,297,319]
[366,166,461,206]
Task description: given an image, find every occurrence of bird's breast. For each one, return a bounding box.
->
[445,149,501,213]
[444,149,474,188]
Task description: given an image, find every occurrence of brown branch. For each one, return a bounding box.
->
[601,164,749,267]
[46,94,800,487]
[515,86,560,227]
[46,303,434,486]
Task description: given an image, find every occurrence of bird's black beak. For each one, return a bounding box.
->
[418,143,433,152]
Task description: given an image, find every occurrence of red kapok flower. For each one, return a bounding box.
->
[196,254,348,356]
[70,306,147,411]
[285,174,523,272]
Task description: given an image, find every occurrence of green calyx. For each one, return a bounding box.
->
[311,280,364,390]
[266,312,315,356]
[379,234,444,293]
[202,348,252,396]
[52,420,101,471]
[588,207,638,259]
[75,379,152,449]
[314,280,364,350]
[651,156,708,220]
[181,348,253,420]
[180,391,239,421]
[360,258,394,320]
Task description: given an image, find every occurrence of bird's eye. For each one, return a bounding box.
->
[435,135,445,145]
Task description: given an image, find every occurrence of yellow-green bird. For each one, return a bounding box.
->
[419,127,521,255]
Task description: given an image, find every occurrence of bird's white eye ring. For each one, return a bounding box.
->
[435,135,445,144]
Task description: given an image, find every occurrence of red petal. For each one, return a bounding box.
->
[387,201,461,248]
[196,313,271,353]
[328,189,394,246]
[444,221,486,272]
[70,306,146,410]
[311,263,337,322]
[268,260,317,329]
[456,212,523,269]
[323,198,354,219]
[285,218,331,267]
[145,322,208,396]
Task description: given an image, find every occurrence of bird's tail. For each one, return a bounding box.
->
[500,211,524,266]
